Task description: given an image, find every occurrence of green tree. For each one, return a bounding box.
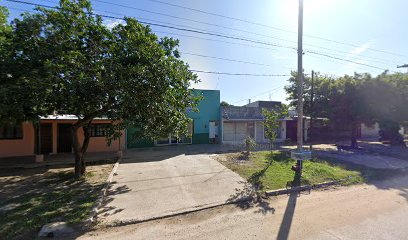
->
[284,71,336,119]
[262,105,288,149]
[285,72,375,148]
[1,1,199,178]
[220,101,232,107]
[361,72,408,145]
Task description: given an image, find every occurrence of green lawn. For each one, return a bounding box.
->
[217,151,365,190]
[0,164,112,239]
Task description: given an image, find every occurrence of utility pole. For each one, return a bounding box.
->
[296,0,304,168]
[309,70,314,151]
[291,0,311,174]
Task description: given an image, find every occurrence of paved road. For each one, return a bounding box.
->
[80,173,408,240]
[97,147,250,224]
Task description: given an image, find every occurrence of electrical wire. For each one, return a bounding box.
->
[143,0,407,57]
[4,0,397,73]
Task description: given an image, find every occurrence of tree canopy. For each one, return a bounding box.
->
[285,71,408,146]
[0,0,200,177]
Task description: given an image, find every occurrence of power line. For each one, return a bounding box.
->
[307,50,390,71]
[182,52,285,68]
[5,0,298,51]
[190,70,290,77]
[143,0,407,58]
[232,84,286,105]
[9,0,402,66]
[156,31,399,67]
[5,0,396,73]
[91,0,405,62]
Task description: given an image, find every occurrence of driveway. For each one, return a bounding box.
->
[97,145,250,224]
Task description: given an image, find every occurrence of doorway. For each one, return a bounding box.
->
[35,123,53,154]
[58,124,73,153]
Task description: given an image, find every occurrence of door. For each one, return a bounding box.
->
[209,120,219,143]
[58,124,73,153]
[286,120,297,142]
[35,123,53,154]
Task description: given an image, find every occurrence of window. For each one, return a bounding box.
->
[0,123,23,139]
[89,124,110,137]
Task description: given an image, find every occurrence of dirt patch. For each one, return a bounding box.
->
[0,163,113,239]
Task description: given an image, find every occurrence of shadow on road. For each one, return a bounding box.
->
[277,171,301,240]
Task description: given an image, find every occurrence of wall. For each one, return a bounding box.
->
[187,89,221,144]
[361,123,380,138]
[0,122,35,158]
[223,120,286,145]
[361,123,405,139]
[0,120,125,158]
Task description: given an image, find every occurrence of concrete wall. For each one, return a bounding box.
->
[187,89,221,143]
[0,120,125,158]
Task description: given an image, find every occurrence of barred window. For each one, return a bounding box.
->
[89,124,110,137]
[0,123,23,139]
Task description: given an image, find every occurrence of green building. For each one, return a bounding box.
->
[127,89,220,148]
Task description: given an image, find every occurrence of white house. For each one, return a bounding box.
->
[221,101,289,145]
[360,123,405,139]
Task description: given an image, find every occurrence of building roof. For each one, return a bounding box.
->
[41,115,110,120]
[222,106,265,120]
[244,101,282,108]
[222,101,285,120]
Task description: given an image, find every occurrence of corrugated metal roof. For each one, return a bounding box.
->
[40,115,110,120]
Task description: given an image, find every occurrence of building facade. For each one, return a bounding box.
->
[127,89,221,148]
[0,115,125,158]
[221,101,311,145]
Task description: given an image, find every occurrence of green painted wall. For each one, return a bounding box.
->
[127,89,220,148]
[188,89,220,143]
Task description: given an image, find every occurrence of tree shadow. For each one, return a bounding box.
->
[0,164,129,239]
[226,181,275,216]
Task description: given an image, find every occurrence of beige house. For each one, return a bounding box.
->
[221,101,288,145]
[0,115,125,159]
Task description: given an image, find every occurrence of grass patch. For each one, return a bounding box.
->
[0,164,112,239]
[216,151,365,190]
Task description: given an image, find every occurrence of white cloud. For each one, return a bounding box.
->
[104,19,125,30]
[344,41,375,73]
[348,41,373,56]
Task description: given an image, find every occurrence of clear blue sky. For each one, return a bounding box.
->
[2,0,408,105]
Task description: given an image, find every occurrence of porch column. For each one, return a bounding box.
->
[52,122,58,154]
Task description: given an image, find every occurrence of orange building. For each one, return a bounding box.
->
[0,115,125,159]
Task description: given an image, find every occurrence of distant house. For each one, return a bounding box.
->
[126,89,221,148]
[360,123,404,139]
[0,115,125,159]
[221,101,310,145]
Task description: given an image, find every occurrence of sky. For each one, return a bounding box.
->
[2,0,408,105]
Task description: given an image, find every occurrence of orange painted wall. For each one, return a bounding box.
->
[0,122,35,158]
[0,120,125,158]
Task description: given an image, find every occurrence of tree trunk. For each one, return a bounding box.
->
[72,122,92,179]
[350,122,358,149]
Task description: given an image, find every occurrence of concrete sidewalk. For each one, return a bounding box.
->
[97,148,250,224]
[0,152,118,169]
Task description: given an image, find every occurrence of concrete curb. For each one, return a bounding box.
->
[86,155,122,225]
[265,180,339,196]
